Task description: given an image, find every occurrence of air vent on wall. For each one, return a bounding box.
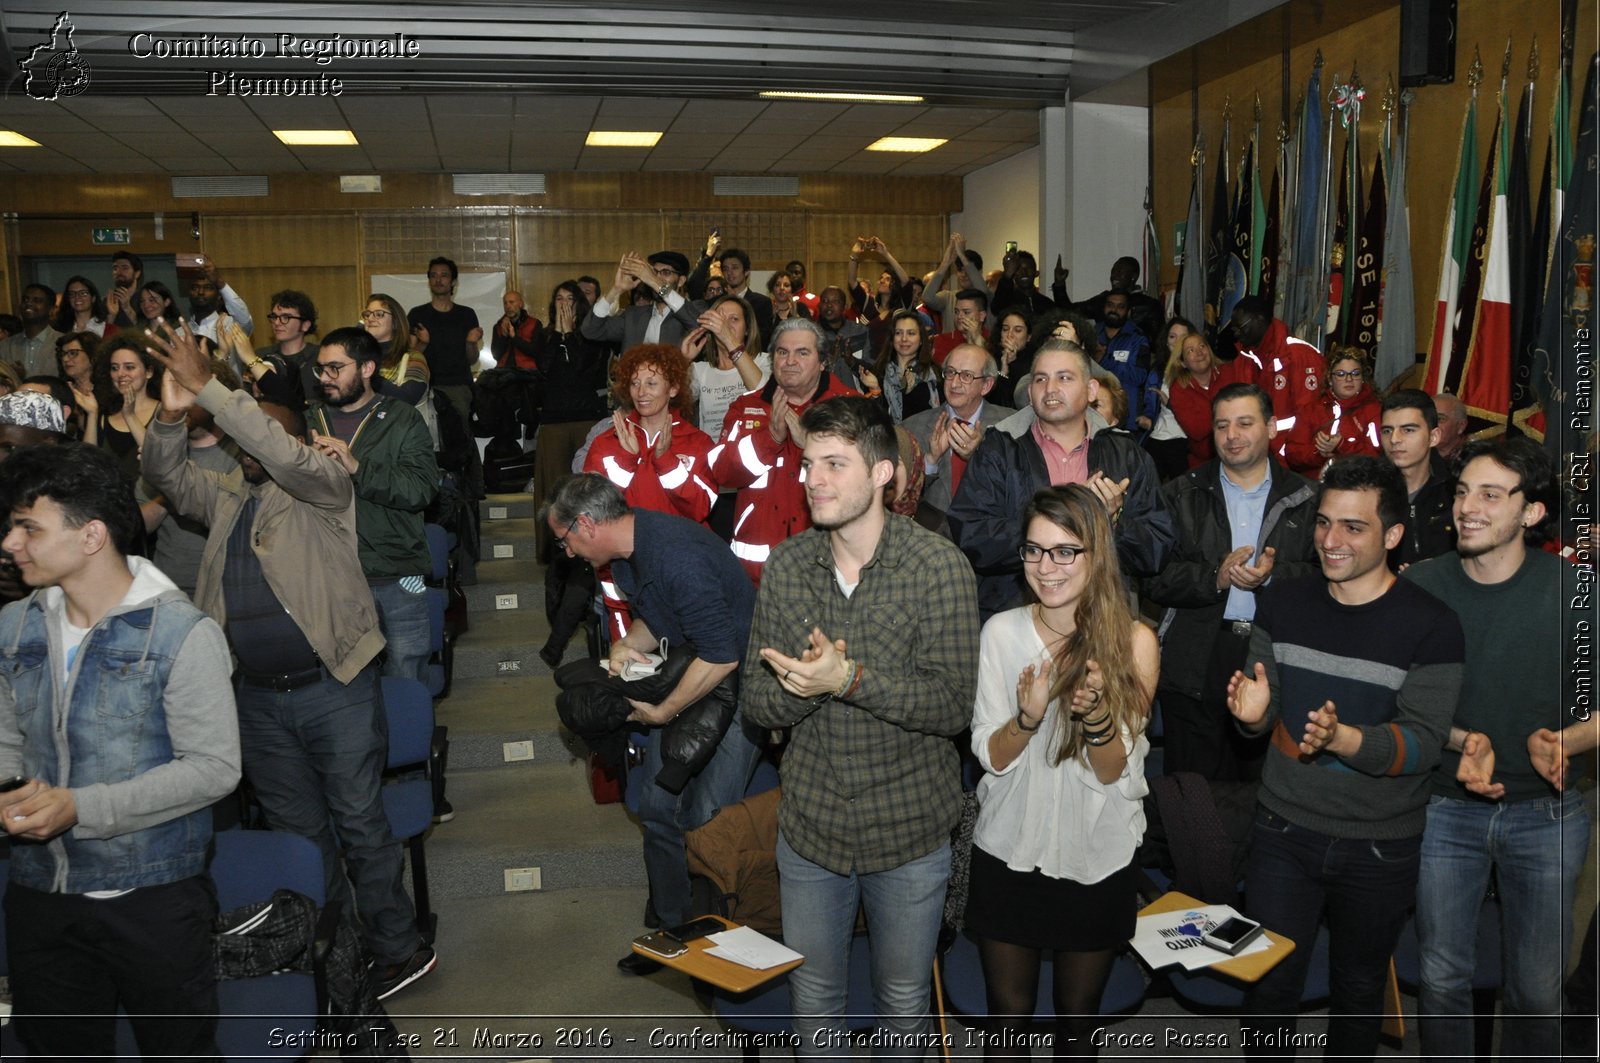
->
[170,176,269,198]
[714,176,799,197]
[453,173,546,196]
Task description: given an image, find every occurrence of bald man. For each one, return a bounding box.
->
[1432,393,1468,462]
[492,290,540,371]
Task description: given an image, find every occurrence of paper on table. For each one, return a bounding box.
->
[704,926,804,970]
[1129,903,1270,971]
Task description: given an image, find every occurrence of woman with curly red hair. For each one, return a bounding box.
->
[583,343,719,640]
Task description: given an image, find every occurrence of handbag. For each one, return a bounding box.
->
[395,352,441,449]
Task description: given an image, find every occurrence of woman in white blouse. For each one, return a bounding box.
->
[966,484,1157,1056]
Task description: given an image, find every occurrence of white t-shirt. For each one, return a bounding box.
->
[692,353,772,439]
[970,607,1148,883]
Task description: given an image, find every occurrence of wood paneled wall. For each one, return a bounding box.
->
[1150,0,1598,357]
[0,172,961,341]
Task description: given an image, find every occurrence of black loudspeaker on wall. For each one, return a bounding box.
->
[1400,0,1457,86]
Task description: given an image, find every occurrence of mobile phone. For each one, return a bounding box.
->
[668,915,724,943]
[175,252,205,270]
[1201,915,1265,955]
[0,775,29,793]
[632,930,688,960]
[1004,240,1019,254]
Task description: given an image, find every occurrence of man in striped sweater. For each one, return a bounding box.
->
[1225,455,1464,1058]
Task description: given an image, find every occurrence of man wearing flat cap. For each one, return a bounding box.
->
[581,249,704,350]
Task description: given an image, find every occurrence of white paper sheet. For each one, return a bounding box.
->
[1130,902,1271,971]
[703,926,804,970]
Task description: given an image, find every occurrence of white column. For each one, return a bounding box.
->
[1039,101,1070,285]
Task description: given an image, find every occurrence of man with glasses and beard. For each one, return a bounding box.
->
[306,328,438,685]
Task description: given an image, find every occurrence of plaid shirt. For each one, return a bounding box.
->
[743,513,979,874]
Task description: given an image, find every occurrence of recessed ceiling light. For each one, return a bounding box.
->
[273,129,359,146]
[760,91,924,103]
[586,130,663,148]
[866,137,948,153]
[0,131,42,148]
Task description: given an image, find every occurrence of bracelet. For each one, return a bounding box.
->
[1079,709,1111,730]
[1080,719,1114,738]
[843,663,864,699]
[1015,712,1042,733]
[1085,730,1117,747]
[729,345,746,364]
[834,657,856,698]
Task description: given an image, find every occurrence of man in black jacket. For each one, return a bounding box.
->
[545,474,760,973]
[1380,389,1456,569]
[945,339,1173,618]
[1145,382,1319,780]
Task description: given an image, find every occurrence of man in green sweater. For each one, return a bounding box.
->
[1405,437,1586,1061]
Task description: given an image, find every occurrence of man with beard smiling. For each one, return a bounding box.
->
[1145,382,1318,780]
[946,339,1173,619]
[745,395,978,1057]
[186,262,255,377]
[140,320,435,1001]
[1404,438,1585,1061]
[1224,455,1462,1058]
[306,328,438,685]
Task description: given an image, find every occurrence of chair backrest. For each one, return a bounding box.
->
[211,828,326,911]
[424,523,449,582]
[381,675,435,771]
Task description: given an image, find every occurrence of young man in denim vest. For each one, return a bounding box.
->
[0,442,240,1059]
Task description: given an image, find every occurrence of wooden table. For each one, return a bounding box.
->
[631,915,803,994]
[1137,890,1296,983]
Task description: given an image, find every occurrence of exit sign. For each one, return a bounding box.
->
[92,227,131,245]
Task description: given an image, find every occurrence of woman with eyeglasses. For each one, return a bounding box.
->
[1282,345,1380,479]
[52,276,109,337]
[360,292,440,448]
[54,331,99,440]
[863,309,940,425]
[966,485,1156,1058]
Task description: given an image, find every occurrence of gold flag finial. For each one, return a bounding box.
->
[1501,35,1513,81]
[1314,49,1324,69]
[1468,47,1484,91]
[1383,75,1396,114]
[1529,35,1541,82]
[1253,92,1262,125]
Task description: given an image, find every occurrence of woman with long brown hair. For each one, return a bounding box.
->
[966,484,1157,1058]
[865,308,940,424]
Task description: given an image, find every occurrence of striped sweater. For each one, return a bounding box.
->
[1245,575,1464,839]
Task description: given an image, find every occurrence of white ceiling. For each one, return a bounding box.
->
[0,0,1213,177]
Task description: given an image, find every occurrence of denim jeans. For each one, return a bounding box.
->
[636,709,760,927]
[776,832,951,1059]
[1417,790,1591,1062]
[369,577,431,684]
[234,664,421,965]
[1241,807,1421,1059]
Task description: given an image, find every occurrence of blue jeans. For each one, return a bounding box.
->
[369,577,431,684]
[636,710,760,928]
[1242,807,1421,1059]
[234,665,421,965]
[776,832,951,1059]
[1417,790,1590,1061]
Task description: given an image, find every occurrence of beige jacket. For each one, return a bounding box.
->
[141,379,384,684]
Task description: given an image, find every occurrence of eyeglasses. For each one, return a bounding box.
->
[360,309,391,320]
[266,313,302,324]
[1330,369,1363,380]
[1020,543,1086,565]
[66,289,92,299]
[942,368,987,383]
[313,361,355,379]
[553,515,581,553]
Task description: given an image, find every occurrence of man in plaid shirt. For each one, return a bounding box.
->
[744,395,979,1057]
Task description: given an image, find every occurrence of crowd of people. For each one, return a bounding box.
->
[0,231,1590,1060]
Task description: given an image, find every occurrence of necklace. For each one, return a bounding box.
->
[1033,603,1074,642]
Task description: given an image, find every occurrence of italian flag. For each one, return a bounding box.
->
[1459,91,1512,423]
[1423,96,1479,393]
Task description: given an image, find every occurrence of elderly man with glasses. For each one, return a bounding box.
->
[902,343,1014,527]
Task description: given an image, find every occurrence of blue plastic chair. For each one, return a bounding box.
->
[423,523,452,699]
[211,828,329,1061]
[381,675,438,942]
